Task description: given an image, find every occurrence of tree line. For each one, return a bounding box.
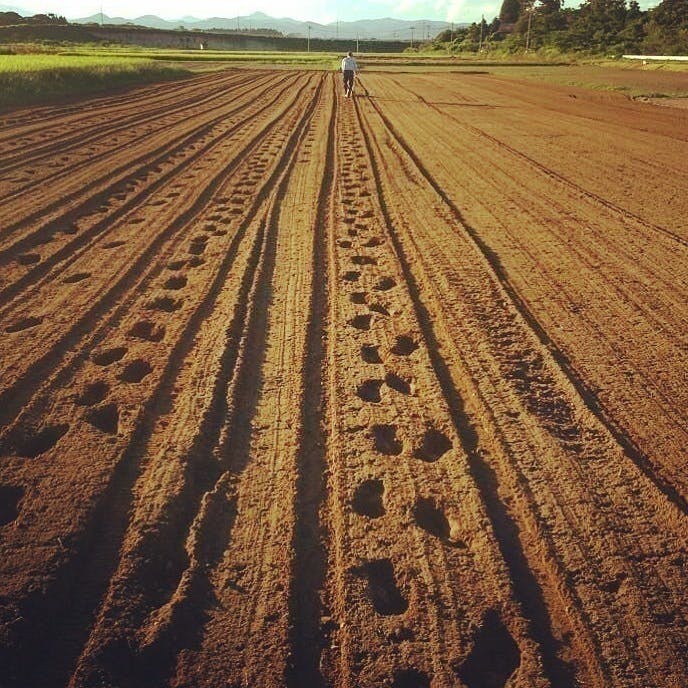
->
[0,12,67,27]
[432,0,687,55]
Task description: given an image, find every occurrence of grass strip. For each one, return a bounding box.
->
[0,54,190,108]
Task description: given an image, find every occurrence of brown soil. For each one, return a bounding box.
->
[0,68,686,688]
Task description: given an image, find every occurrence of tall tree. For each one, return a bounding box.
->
[652,0,688,29]
[499,0,522,23]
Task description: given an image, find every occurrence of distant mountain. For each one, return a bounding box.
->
[75,14,141,26]
[71,11,461,40]
[327,18,456,41]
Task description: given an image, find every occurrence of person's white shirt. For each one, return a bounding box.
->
[341,56,358,71]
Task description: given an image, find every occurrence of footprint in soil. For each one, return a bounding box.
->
[350,292,367,304]
[76,381,109,407]
[453,610,521,688]
[392,669,431,688]
[357,559,408,616]
[369,303,389,316]
[0,485,24,527]
[372,424,403,455]
[414,428,452,463]
[188,256,205,268]
[357,379,383,403]
[413,497,451,540]
[148,295,182,312]
[338,240,353,249]
[6,316,43,333]
[188,237,207,255]
[17,253,41,266]
[349,314,372,331]
[103,241,126,249]
[13,424,69,458]
[364,237,383,248]
[391,335,418,356]
[119,359,152,384]
[347,228,358,237]
[361,344,382,364]
[352,479,385,518]
[351,255,377,266]
[63,272,91,284]
[84,404,119,435]
[92,347,127,366]
[385,372,411,395]
[374,277,396,292]
[128,320,165,342]
[167,260,186,271]
[163,274,187,290]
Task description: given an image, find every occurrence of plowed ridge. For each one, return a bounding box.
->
[1,69,686,688]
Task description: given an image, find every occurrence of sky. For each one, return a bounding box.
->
[8,0,661,24]
[8,0,503,24]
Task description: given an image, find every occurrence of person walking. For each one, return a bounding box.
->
[341,51,358,98]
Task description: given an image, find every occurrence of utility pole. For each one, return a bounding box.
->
[525,3,534,52]
[356,33,359,52]
[236,16,239,32]
[100,2,104,26]
[410,26,414,48]
[450,21,454,43]
[307,24,311,53]
[479,14,484,51]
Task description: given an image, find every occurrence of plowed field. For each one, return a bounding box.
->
[1,68,687,688]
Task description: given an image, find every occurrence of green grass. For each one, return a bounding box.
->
[57,46,340,69]
[0,47,342,108]
[0,53,189,108]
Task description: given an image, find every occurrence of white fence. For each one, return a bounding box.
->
[623,54,688,62]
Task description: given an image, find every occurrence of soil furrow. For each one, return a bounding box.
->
[0,71,292,264]
[319,78,544,688]
[0,71,259,177]
[0,70,229,155]
[0,72,301,307]
[64,74,325,688]
[2,67,686,688]
[286,77,335,688]
[168,74,328,688]
[358,78,688,515]
[354,86,576,688]
[0,76,321,686]
[0,74,311,427]
[356,75,688,686]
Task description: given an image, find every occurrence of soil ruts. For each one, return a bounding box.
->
[0,70,686,688]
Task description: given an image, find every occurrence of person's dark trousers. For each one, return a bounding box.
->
[343,70,354,94]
